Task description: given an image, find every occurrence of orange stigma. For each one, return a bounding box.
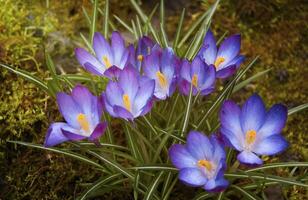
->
[214,57,225,68]
[77,113,90,132]
[102,56,112,68]
[122,94,131,112]
[156,71,168,89]
[192,74,198,88]
[198,159,212,171]
[246,130,257,145]
[137,55,143,61]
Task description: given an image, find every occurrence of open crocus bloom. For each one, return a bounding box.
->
[102,66,155,120]
[220,94,288,165]
[128,36,155,71]
[44,85,107,147]
[75,31,129,77]
[197,30,245,79]
[143,48,178,100]
[169,131,228,192]
[179,57,216,96]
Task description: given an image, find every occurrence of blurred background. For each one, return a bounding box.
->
[0,0,307,199]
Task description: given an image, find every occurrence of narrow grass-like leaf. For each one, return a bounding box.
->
[59,74,93,82]
[162,177,178,200]
[160,22,169,47]
[131,20,139,39]
[160,0,165,28]
[173,8,185,49]
[9,141,105,170]
[233,68,271,93]
[144,3,159,35]
[231,185,262,200]
[225,172,308,187]
[113,14,134,33]
[246,162,308,172]
[130,165,177,171]
[288,103,308,116]
[79,173,122,200]
[80,33,94,54]
[133,170,140,200]
[124,123,140,161]
[0,63,49,93]
[82,6,91,26]
[136,15,143,37]
[104,0,109,37]
[144,171,164,200]
[90,0,98,45]
[181,83,193,136]
[45,53,61,90]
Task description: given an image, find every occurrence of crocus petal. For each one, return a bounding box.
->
[180,60,192,82]
[133,78,155,114]
[210,135,226,163]
[199,65,216,92]
[56,92,82,129]
[178,79,191,96]
[75,48,104,75]
[143,50,161,79]
[216,65,237,78]
[118,67,139,99]
[111,31,125,65]
[103,65,123,79]
[204,178,229,192]
[186,131,213,160]
[179,168,208,187]
[93,32,113,65]
[258,104,288,139]
[62,129,86,141]
[113,105,134,120]
[253,135,288,156]
[169,144,197,169]
[220,127,244,151]
[241,94,266,133]
[89,122,107,141]
[198,30,217,65]
[44,122,69,147]
[217,34,241,64]
[139,100,154,116]
[102,93,117,117]
[222,55,245,69]
[161,47,175,81]
[105,81,124,106]
[220,100,244,139]
[237,151,263,165]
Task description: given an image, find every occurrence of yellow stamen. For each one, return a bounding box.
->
[214,57,225,68]
[192,74,198,88]
[102,56,112,68]
[246,130,257,145]
[198,159,212,171]
[156,71,168,89]
[137,55,143,61]
[77,113,90,132]
[122,94,131,112]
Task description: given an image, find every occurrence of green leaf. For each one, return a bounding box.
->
[130,165,177,172]
[231,185,262,200]
[181,83,193,136]
[233,68,271,93]
[246,162,308,172]
[82,6,91,26]
[113,14,134,33]
[79,173,122,200]
[225,172,308,187]
[104,0,109,37]
[160,0,165,28]
[45,53,61,91]
[160,22,169,47]
[144,171,164,200]
[90,0,98,45]
[80,33,95,54]
[9,141,105,170]
[288,103,308,116]
[0,63,49,94]
[173,8,186,49]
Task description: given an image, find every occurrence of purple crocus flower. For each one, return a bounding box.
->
[44,85,107,147]
[179,57,216,96]
[169,131,229,192]
[128,36,155,71]
[220,94,288,165]
[143,48,179,100]
[75,31,129,77]
[197,30,245,78]
[102,66,155,120]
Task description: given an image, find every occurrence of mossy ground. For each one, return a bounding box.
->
[0,0,307,199]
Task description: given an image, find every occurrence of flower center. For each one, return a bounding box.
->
[214,57,225,68]
[156,71,168,89]
[197,159,212,171]
[192,74,198,88]
[245,130,257,145]
[102,56,112,68]
[122,94,131,112]
[137,55,143,61]
[77,113,90,132]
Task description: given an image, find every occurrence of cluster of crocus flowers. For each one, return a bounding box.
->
[45,30,288,193]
